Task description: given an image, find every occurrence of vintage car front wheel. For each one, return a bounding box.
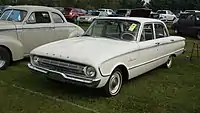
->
[103,68,123,97]
[0,47,11,70]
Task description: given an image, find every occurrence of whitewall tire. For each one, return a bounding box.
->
[103,68,123,97]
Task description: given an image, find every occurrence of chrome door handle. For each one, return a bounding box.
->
[155,42,160,45]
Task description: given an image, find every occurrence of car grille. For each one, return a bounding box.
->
[33,56,87,78]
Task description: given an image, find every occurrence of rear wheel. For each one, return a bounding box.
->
[103,68,123,97]
[174,28,180,35]
[164,56,173,69]
[0,47,11,70]
[196,31,200,40]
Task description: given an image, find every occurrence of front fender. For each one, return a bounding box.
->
[99,59,128,77]
[68,26,84,38]
[0,35,24,61]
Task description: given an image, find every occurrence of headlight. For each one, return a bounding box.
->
[33,56,39,64]
[84,66,96,77]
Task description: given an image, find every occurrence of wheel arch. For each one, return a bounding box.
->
[0,45,13,62]
[114,65,129,82]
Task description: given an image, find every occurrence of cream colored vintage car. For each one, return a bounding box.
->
[0,5,84,70]
[28,17,185,96]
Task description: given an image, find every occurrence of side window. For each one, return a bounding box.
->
[154,24,168,39]
[27,12,51,24]
[51,12,64,23]
[140,24,154,41]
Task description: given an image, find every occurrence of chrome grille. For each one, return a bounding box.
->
[34,57,86,77]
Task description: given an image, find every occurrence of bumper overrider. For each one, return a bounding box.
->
[28,63,101,88]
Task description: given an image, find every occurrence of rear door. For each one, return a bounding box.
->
[154,23,172,58]
[51,12,75,40]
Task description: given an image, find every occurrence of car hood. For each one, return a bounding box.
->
[31,37,138,67]
[0,20,16,30]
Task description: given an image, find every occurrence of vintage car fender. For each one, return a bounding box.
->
[99,59,129,77]
[68,26,84,38]
[0,35,24,61]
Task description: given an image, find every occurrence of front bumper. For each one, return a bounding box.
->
[28,63,101,88]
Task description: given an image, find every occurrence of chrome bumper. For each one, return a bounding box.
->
[28,63,101,87]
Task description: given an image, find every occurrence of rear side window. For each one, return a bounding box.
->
[140,24,154,41]
[154,24,168,38]
[28,12,51,24]
[51,12,64,23]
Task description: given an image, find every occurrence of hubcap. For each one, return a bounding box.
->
[109,71,122,95]
[167,57,172,68]
[197,32,200,40]
[174,29,178,34]
[0,56,6,68]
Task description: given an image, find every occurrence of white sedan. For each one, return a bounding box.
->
[28,17,185,96]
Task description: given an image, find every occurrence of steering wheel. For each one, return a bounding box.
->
[120,32,136,40]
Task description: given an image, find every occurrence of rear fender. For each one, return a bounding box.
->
[0,35,24,61]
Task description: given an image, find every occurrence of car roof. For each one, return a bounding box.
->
[7,5,60,13]
[96,17,163,23]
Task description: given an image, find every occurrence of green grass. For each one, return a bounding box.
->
[0,26,200,113]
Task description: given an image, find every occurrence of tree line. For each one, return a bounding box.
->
[0,0,200,12]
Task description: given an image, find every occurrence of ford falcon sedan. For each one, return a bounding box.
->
[28,17,185,96]
[0,5,84,70]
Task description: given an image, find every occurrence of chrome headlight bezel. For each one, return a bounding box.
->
[32,56,40,65]
[84,66,96,78]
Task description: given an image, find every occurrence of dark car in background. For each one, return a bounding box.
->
[64,7,87,22]
[114,9,131,17]
[129,8,152,18]
[172,12,200,39]
[53,7,65,14]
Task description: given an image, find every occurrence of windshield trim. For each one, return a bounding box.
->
[0,9,28,22]
[84,19,141,42]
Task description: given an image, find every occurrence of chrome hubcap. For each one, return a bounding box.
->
[174,29,178,34]
[109,71,122,95]
[197,32,200,40]
[167,57,172,68]
[0,56,5,68]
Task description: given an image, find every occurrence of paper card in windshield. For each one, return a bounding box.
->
[128,24,137,31]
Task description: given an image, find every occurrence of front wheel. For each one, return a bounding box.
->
[0,47,11,70]
[103,68,123,97]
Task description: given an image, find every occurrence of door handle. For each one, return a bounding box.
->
[170,39,175,42]
[155,42,160,45]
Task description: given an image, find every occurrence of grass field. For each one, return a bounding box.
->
[0,25,200,113]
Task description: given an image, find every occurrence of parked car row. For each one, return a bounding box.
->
[0,5,186,97]
[172,11,200,39]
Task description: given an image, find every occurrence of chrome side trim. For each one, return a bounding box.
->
[128,48,184,70]
[101,39,185,65]
[28,63,100,84]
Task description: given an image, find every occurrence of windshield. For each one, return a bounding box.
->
[90,12,100,16]
[0,9,27,22]
[84,19,140,41]
[157,11,166,14]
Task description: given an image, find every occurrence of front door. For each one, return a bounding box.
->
[21,11,55,54]
[132,23,159,76]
